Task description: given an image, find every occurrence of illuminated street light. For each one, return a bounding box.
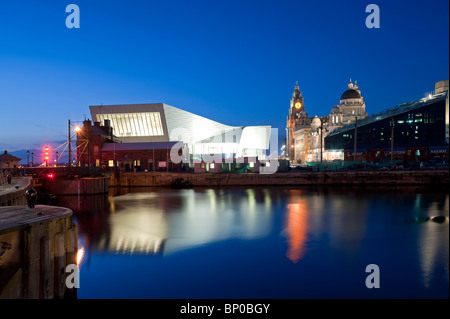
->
[44,145,49,167]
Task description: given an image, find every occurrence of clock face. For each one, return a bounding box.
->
[295,102,302,109]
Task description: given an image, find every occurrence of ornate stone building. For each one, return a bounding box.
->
[286,82,308,160]
[286,80,368,163]
[333,80,367,126]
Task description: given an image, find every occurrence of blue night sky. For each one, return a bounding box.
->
[0,0,448,160]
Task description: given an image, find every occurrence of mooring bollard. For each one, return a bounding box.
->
[25,188,37,208]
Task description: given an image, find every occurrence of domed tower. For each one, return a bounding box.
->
[339,79,367,125]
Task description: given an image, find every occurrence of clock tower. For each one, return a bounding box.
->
[286,82,308,161]
[290,81,305,114]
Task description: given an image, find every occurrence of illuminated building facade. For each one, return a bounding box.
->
[286,80,367,163]
[77,103,272,169]
[325,88,448,163]
[286,82,308,160]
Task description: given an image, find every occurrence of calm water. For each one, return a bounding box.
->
[57,186,449,299]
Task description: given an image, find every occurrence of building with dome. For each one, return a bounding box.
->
[325,81,448,164]
[337,80,368,125]
[286,79,367,163]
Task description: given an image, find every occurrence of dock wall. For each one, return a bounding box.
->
[107,170,449,187]
[0,205,77,299]
[50,177,108,195]
[35,176,109,195]
[0,178,32,207]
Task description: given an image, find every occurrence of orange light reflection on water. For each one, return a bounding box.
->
[286,202,308,263]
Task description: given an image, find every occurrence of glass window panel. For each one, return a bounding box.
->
[142,113,150,135]
[134,113,141,136]
[125,114,132,136]
[145,114,155,135]
[137,113,147,136]
[150,113,156,135]
[95,112,164,137]
[115,115,123,136]
[153,113,160,135]
[140,113,147,136]
[130,114,136,136]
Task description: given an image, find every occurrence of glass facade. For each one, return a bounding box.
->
[325,98,447,152]
[97,112,164,137]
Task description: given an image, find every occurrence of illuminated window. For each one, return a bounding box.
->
[97,112,164,137]
[249,162,254,168]
[108,160,114,167]
[210,163,215,169]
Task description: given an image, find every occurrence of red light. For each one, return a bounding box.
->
[47,174,54,178]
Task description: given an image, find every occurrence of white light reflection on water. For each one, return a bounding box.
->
[61,187,449,298]
[98,188,273,256]
[419,194,449,288]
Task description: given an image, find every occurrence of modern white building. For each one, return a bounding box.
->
[89,103,272,163]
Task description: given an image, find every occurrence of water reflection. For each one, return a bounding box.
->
[59,188,277,257]
[55,186,448,298]
[418,195,449,289]
[285,201,308,263]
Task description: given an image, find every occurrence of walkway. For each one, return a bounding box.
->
[0,177,32,196]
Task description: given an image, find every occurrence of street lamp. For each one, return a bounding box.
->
[75,124,91,167]
[31,152,34,167]
[27,150,30,167]
[44,146,49,167]
[316,119,323,163]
